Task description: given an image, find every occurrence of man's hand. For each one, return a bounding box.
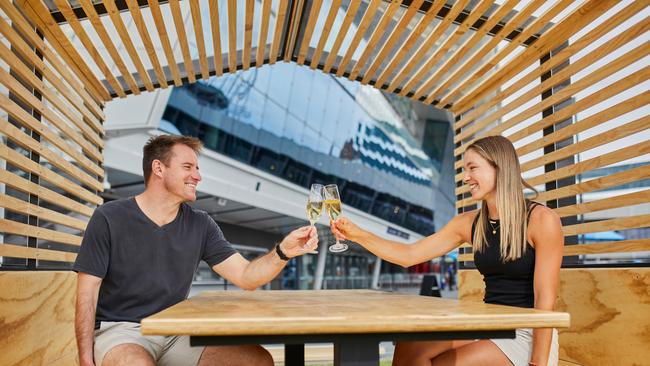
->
[278,226,318,258]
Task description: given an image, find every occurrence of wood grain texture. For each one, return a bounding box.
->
[459,268,650,366]
[0,271,78,366]
[141,290,569,336]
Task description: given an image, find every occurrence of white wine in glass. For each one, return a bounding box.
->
[324,184,347,252]
[307,184,324,226]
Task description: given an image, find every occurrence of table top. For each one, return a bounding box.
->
[141,290,570,336]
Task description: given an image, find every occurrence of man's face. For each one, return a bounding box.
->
[160,144,201,202]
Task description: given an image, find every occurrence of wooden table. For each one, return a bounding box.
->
[141,290,570,366]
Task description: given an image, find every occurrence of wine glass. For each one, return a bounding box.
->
[306,184,324,226]
[323,184,347,252]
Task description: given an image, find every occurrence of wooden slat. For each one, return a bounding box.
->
[0,52,103,162]
[563,214,650,236]
[0,18,105,150]
[0,193,87,231]
[456,92,650,193]
[348,0,402,81]
[451,0,621,114]
[14,0,111,101]
[242,0,255,70]
[52,0,127,98]
[0,219,82,246]
[533,164,650,204]
[296,0,323,65]
[227,0,238,71]
[189,0,209,79]
[518,92,650,159]
[269,0,290,64]
[308,0,341,70]
[335,0,383,77]
[0,141,102,206]
[283,0,304,62]
[360,0,424,84]
[0,168,95,218]
[125,0,169,88]
[459,239,650,262]
[432,0,568,106]
[256,0,273,67]
[169,0,196,82]
[404,0,495,99]
[149,0,183,86]
[520,115,650,174]
[554,190,650,219]
[208,0,224,75]
[322,1,362,73]
[0,92,104,179]
[454,18,650,145]
[562,239,650,256]
[0,244,77,262]
[102,0,155,92]
[411,0,519,102]
[0,1,105,123]
[454,0,649,130]
[77,0,141,94]
[385,0,472,93]
[454,55,650,160]
[373,0,445,88]
[457,164,650,209]
[521,133,650,193]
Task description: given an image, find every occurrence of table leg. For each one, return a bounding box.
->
[284,343,305,366]
[333,338,379,366]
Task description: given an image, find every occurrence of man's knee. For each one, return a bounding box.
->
[199,344,273,366]
[101,343,155,366]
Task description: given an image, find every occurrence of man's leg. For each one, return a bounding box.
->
[94,322,161,366]
[102,344,155,366]
[198,345,274,366]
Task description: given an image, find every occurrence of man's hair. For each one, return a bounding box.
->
[142,135,203,185]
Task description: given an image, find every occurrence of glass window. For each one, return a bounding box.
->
[288,66,314,121]
[261,99,286,137]
[267,62,295,108]
[284,113,304,144]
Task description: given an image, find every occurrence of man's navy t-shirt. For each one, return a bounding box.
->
[73,198,237,327]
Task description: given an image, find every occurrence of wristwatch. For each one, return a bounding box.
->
[275,243,290,261]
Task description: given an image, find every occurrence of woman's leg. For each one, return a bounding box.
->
[392,340,475,366]
[431,340,512,366]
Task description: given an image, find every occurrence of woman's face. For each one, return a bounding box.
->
[463,149,497,201]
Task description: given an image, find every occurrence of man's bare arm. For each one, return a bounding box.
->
[75,272,102,366]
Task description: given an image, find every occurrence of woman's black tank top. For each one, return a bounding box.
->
[472,201,540,308]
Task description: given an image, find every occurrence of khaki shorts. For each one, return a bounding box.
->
[94,321,204,366]
[490,328,559,366]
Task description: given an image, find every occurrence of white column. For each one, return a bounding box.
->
[313,232,328,290]
[371,257,382,289]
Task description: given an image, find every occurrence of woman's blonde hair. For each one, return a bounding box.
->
[466,135,537,261]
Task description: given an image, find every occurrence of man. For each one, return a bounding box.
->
[74,135,318,366]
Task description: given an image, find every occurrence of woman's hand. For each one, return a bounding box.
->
[331,217,364,243]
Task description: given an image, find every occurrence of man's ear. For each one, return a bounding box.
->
[152,159,164,179]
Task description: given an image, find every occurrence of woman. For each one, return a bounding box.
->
[332,135,563,366]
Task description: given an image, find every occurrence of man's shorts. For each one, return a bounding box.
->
[94,321,204,366]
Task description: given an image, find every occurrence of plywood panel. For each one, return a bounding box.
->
[459,268,650,366]
[0,271,78,366]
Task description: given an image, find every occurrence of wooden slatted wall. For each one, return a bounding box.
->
[0,0,105,268]
[1,2,105,364]
[453,0,649,266]
[452,1,650,365]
